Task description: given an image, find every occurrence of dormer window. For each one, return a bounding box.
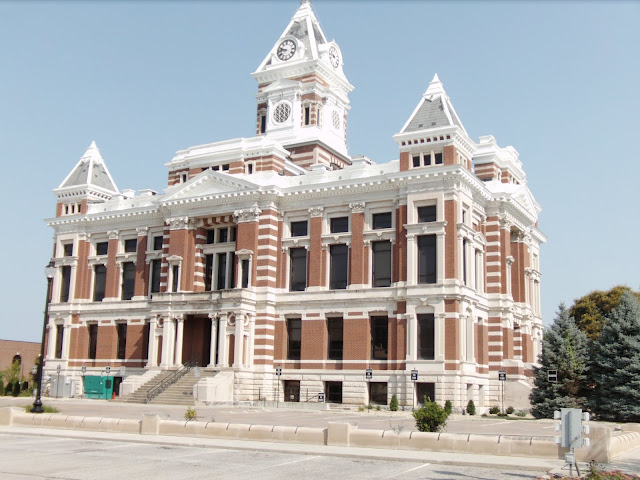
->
[434,152,443,165]
[181,173,188,183]
[96,242,109,256]
[260,113,267,133]
[304,106,310,126]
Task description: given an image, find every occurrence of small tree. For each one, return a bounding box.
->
[0,381,4,396]
[590,292,640,422]
[412,397,449,432]
[529,304,590,418]
[12,381,21,397]
[444,400,452,415]
[466,400,476,415]
[389,394,398,411]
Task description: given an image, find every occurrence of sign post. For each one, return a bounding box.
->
[365,369,373,407]
[410,370,418,410]
[56,364,61,398]
[275,366,282,408]
[81,365,86,399]
[318,392,324,403]
[498,370,506,414]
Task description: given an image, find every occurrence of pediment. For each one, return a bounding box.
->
[162,171,259,202]
[261,78,301,93]
[512,185,539,217]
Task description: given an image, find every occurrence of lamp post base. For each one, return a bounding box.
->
[31,400,44,414]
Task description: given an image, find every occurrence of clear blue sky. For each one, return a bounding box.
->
[1,1,638,342]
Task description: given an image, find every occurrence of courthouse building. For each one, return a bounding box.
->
[45,1,545,408]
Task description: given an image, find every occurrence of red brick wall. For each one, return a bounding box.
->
[134,235,148,297]
[399,151,410,172]
[96,324,116,360]
[445,200,458,279]
[104,238,119,298]
[443,145,457,166]
[75,239,90,299]
[308,216,323,287]
[343,316,369,361]
[125,323,146,363]
[236,221,259,287]
[301,318,327,360]
[394,205,407,282]
[349,212,365,285]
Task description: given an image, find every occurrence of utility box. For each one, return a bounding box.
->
[50,376,76,398]
[83,376,114,399]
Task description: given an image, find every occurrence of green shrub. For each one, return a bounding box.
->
[358,405,367,412]
[466,400,476,415]
[376,405,381,411]
[184,406,197,422]
[515,410,527,417]
[22,381,28,391]
[506,406,514,415]
[0,381,4,396]
[389,394,398,411]
[489,406,500,415]
[12,381,21,397]
[481,413,488,417]
[444,400,452,415]
[412,397,449,433]
[23,404,59,413]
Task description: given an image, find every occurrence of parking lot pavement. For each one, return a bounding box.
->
[0,432,547,479]
[0,397,555,437]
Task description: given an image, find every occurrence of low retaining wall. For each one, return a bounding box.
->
[2,407,638,463]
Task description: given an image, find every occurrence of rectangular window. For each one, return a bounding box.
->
[229,252,236,288]
[63,243,73,257]
[172,265,179,292]
[260,114,266,133]
[417,313,435,360]
[372,241,391,287]
[116,323,127,360]
[327,317,343,360]
[423,152,432,166]
[212,165,220,171]
[55,325,64,359]
[153,236,163,251]
[287,318,301,360]
[241,259,249,288]
[206,230,215,244]
[372,212,392,230]
[96,242,108,256]
[219,228,228,243]
[289,248,307,291]
[217,252,227,290]
[329,244,348,289]
[222,164,229,171]
[283,380,300,402]
[205,254,213,291]
[88,324,98,360]
[150,259,161,294]
[418,235,437,284]
[305,106,311,125]
[434,152,443,164]
[60,266,71,302]
[369,382,388,405]
[121,262,135,300]
[325,381,342,404]
[418,205,436,223]
[370,316,388,360]
[412,155,420,168]
[142,321,150,361]
[290,221,308,237]
[463,238,468,286]
[124,239,137,253]
[246,163,253,174]
[330,216,349,233]
[93,264,106,301]
[230,227,236,242]
[417,382,436,404]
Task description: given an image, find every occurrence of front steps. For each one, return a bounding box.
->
[117,369,217,405]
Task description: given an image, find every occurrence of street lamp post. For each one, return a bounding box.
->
[31,260,56,413]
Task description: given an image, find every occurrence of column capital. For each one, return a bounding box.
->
[233,206,261,223]
[166,217,198,230]
[107,230,119,240]
[208,313,218,321]
[308,207,324,218]
[349,202,365,213]
[136,227,149,237]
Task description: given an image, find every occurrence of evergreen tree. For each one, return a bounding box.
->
[590,291,640,422]
[530,304,590,418]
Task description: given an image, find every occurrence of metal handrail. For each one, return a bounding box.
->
[145,359,196,403]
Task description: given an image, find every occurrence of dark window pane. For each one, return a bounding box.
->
[330,216,349,233]
[424,153,431,166]
[417,383,436,404]
[116,324,127,360]
[55,325,64,359]
[93,264,106,301]
[150,259,161,294]
[219,228,228,243]
[222,164,229,171]
[463,239,467,285]
[369,382,387,405]
[88,324,98,360]
[142,321,150,361]
[325,381,342,403]
[372,213,392,230]
[289,248,307,291]
[304,107,310,126]
[60,266,71,302]
[229,252,236,289]
[434,152,443,164]
[230,227,236,242]
[121,262,135,300]
[418,205,436,223]
[241,259,250,288]
[217,252,227,290]
[372,241,391,287]
[124,239,137,253]
[418,235,437,284]
[172,265,179,292]
[96,242,108,256]
[370,316,388,360]
[63,243,73,257]
[287,318,301,360]
[412,155,420,168]
[417,314,435,360]
[327,317,343,360]
[207,230,215,244]
[284,380,300,402]
[329,244,348,289]
[205,255,213,291]
[290,221,308,237]
[153,236,163,251]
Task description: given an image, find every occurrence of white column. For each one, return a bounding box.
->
[457,235,464,284]
[160,317,175,368]
[174,315,185,365]
[233,315,244,367]
[217,314,228,367]
[247,315,255,367]
[147,317,157,367]
[437,233,445,284]
[459,315,467,362]
[406,235,416,285]
[46,323,56,360]
[435,313,446,361]
[466,316,475,362]
[208,314,218,367]
[61,323,71,360]
[406,314,417,361]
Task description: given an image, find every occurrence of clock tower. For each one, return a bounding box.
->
[252,0,354,170]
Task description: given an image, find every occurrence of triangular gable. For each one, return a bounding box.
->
[512,185,540,217]
[261,78,302,93]
[162,171,260,202]
[57,141,119,194]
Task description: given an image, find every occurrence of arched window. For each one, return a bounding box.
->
[12,354,21,365]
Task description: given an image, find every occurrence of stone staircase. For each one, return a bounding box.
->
[115,370,175,404]
[148,370,218,405]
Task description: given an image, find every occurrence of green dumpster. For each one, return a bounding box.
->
[83,376,114,399]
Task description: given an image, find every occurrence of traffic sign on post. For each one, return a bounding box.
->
[56,364,61,374]
[498,370,506,381]
[365,369,373,380]
[548,370,558,383]
[411,370,418,381]
[105,365,111,375]
[81,365,87,374]
[318,392,325,403]
[275,366,282,376]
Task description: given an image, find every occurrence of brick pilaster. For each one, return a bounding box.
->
[444,200,458,279]
[308,214,324,287]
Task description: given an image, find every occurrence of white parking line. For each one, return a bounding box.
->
[480,421,508,427]
[383,463,431,478]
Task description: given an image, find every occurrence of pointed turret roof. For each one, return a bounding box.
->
[400,74,468,136]
[57,141,119,194]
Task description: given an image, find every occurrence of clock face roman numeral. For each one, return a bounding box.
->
[277,39,296,61]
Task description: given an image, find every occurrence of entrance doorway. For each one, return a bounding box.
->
[181,316,212,367]
[283,380,300,402]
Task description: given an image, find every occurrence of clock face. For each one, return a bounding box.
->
[329,46,339,68]
[277,39,297,61]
